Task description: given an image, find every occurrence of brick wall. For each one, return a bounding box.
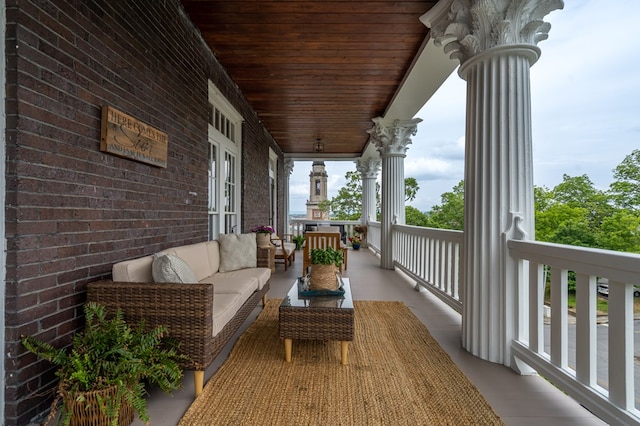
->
[4,0,281,423]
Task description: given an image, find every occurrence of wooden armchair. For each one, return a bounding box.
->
[302,232,344,274]
[271,234,296,271]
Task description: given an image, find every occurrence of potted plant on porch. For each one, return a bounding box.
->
[292,234,305,251]
[251,225,275,248]
[348,234,362,250]
[309,246,343,291]
[21,302,185,426]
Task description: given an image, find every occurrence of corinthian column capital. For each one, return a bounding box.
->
[355,158,381,180]
[421,0,563,65]
[284,158,294,177]
[367,117,422,157]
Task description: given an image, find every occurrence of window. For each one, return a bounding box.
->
[315,180,321,196]
[269,148,277,231]
[208,81,243,239]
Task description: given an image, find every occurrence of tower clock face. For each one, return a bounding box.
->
[313,210,322,218]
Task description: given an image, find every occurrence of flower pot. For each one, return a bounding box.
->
[352,243,360,250]
[256,233,272,248]
[61,385,134,426]
[309,264,339,291]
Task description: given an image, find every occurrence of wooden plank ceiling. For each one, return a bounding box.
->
[181,1,436,156]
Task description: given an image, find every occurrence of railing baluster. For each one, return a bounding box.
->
[608,280,634,410]
[575,273,596,387]
[550,267,568,368]
[528,262,544,353]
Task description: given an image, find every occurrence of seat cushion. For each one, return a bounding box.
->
[218,233,257,272]
[213,268,271,290]
[151,254,198,283]
[211,293,245,336]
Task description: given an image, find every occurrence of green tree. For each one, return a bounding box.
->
[552,174,600,206]
[325,170,420,220]
[405,205,429,227]
[325,171,363,220]
[609,149,640,212]
[596,210,640,253]
[425,180,464,230]
[534,185,553,212]
[552,174,613,228]
[404,177,419,203]
[551,220,598,248]
[533,174,616,248]
[535,203,590,243]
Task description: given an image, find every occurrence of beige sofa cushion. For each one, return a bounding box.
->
[113,255,154,282]
[167,242,213,282]
[218,233,257,272]
[205,240,221,274]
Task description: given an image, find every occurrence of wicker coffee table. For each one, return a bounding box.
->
[279,277,354,364]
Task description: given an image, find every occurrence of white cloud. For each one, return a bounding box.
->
[405,155,461,181]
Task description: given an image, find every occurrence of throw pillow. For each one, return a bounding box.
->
[218,233,257,272]
[152,253,198,283]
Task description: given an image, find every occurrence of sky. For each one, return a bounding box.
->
[288,0,640,214]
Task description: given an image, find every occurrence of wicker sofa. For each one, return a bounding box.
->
[87,237,271,398]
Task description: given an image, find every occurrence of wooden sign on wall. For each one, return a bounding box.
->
[100,106,168,168]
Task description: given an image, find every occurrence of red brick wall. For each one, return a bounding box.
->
[4,0,281,423]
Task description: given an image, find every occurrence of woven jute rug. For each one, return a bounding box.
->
[179,300,503,425]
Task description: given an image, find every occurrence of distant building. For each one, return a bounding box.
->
[306,161,329,220]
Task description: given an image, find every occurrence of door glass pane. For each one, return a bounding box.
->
[208,144,217,212]
[224,152,236,214]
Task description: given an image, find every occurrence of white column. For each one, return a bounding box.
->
[283,159,294,234]
[423,0,563,366]
[368,118,421,269]
[355,158,380,224]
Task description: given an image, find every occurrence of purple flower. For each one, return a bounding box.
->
[251,225,274,234]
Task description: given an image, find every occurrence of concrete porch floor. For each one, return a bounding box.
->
[135,248,605,425]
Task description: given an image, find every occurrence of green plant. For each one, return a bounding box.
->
[310,246,343,267]
[292,234,305,250]
[21,302,185,426]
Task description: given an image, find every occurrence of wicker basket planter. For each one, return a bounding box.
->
[309,264,339,291]
[60,385,135,426]
[21,303,184,426]
[256,233,272,248]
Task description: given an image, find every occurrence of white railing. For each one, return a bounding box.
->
[392,224,463,313]
[387,223,640,424]
[367,221,381,253]
[508,239,640,425]
[293,213,640,424]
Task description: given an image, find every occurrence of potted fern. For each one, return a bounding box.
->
[309,246,343,291]
[21,302,185,426]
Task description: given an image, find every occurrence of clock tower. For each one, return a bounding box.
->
[306,161,329,220]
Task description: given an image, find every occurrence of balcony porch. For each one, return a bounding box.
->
[135,248,604,425]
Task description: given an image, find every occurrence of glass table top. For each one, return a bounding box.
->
[281,277,352,309]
